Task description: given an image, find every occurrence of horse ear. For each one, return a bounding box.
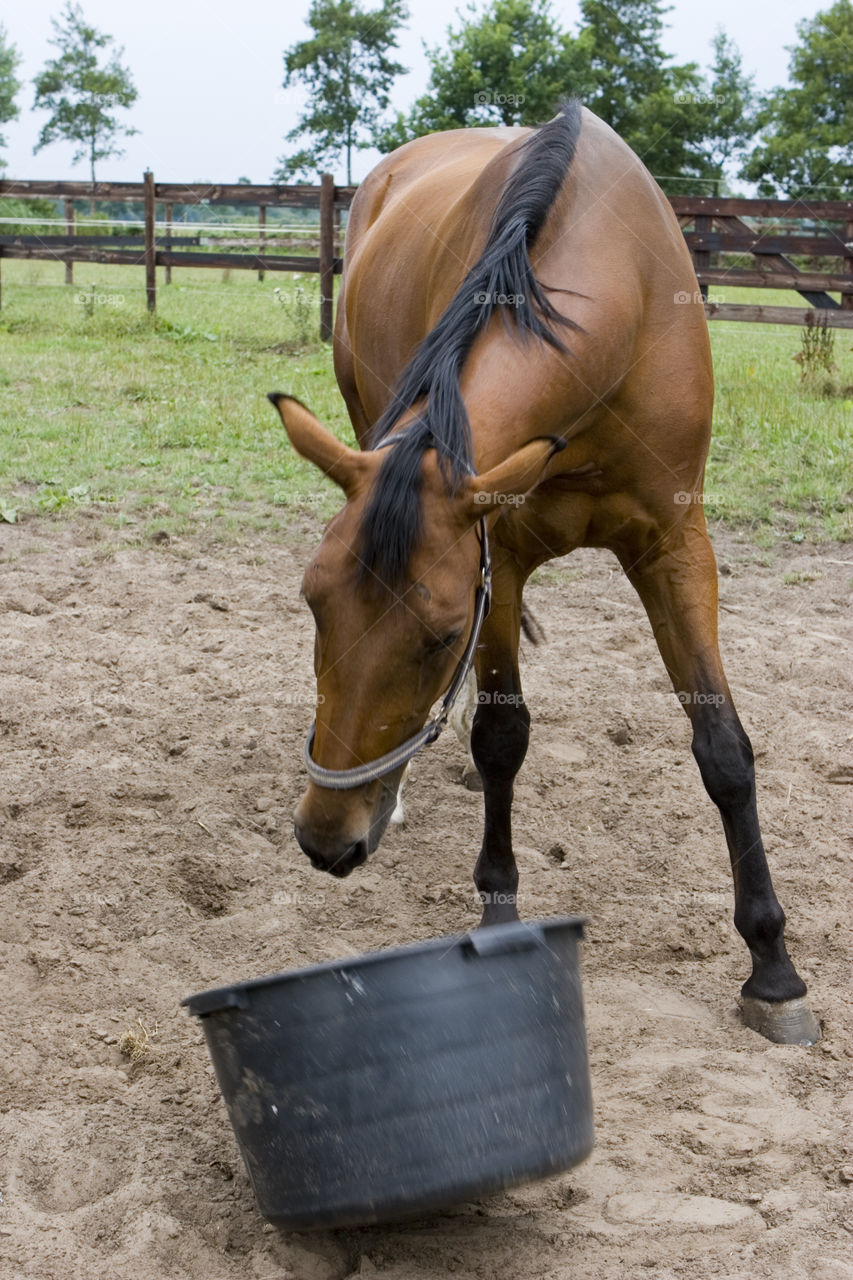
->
[464,437,565,516]
[267,393,366,496]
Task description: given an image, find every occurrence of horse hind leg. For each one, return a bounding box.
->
[618,515,819,1045]
[390,762,411,825]
[392,670,481,828]
[448,668,483,791]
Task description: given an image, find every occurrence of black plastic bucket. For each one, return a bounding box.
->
[183,917,593,1228]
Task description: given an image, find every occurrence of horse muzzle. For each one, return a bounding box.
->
[294,826,369,878]
[293,780,399,877]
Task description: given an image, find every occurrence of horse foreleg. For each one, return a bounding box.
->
[471,572,528,926]
[620,515,819,1045]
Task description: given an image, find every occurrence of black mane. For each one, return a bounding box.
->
[359,99,584,588]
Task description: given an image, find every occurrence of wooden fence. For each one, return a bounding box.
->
[0,174,356,338]
[1,177,852,333]
[670,196,853,328]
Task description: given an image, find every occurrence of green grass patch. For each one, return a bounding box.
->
[705,286,852,542]
[0,261,351,544]
[0,265,850,546]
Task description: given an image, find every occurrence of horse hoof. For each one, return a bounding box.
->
[462,765,483,792]
[740,995,821,1046]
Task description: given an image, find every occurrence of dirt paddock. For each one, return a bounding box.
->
[0,517,850,1280]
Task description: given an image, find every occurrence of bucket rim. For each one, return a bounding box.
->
[181,914,586,1017]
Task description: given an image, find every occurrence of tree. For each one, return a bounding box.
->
[579,0,671,139]
[376,0,593,151]
[0,24,21,167]
[369,0,754,195]
[276,0,408,185]
[379,0,721,191]
[696,30,757,195]
[577,0,716,186]
[32,2,138,186]
[625,27,757,195]
[742,0,853,198]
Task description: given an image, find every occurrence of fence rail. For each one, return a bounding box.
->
[2,176,852,332]
[0,172,354,335]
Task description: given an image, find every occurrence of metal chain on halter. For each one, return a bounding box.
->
[302,521,490,790]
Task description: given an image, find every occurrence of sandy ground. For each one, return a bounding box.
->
[0,515,851,1280]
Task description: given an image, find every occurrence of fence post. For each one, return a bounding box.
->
[319,173,335,341]
[144,170,156,312]
[64,198,74,285]
[843,219,853,312]
[694,213,710,301]
[258,205,266,282]
[164,202,172,285]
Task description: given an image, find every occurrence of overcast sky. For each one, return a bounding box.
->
[1,0,816,186]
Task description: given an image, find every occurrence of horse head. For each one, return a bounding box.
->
[269,393,556,877]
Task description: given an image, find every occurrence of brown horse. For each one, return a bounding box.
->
[269,101,818,1045]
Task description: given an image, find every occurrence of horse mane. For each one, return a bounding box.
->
[359,99,584,588]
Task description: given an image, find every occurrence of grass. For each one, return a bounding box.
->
[0,264,850,547]
[118,1017,159,1063]
[0,261,349,545]
[704,286,852,542]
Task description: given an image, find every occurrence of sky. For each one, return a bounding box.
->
[0,0,819,187]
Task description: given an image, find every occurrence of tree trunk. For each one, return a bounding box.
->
[344,42,352,186]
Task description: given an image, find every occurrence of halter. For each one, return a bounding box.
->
[302,433,491,791]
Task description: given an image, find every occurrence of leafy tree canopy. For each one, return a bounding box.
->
[277,0,408,185]
[376,0,756,192]
[32,1,138,186]
[696,28,757,195]
[742,0,853,198]
[578,0,720,187]
[0,23,22,165]
[377,0,593,150]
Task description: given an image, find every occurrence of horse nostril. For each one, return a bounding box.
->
[349,841,368,870]
[325,841,368,878]
[295,826,369,878]
[295,826,326,871]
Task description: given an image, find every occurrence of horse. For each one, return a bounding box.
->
[268,100,819,1046]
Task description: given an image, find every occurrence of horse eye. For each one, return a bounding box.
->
[428,630,462,654]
